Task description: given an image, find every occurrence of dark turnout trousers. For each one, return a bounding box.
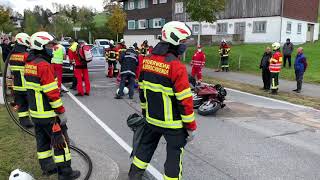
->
[271,72,279,94]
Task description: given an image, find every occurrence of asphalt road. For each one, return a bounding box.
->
[62,71,320,180]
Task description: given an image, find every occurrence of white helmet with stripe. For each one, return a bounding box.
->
[15,33,30,47]
[272,42,281,51]
[161,21,191,46]
[30,32,56,50]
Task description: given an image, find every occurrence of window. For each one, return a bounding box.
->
[138,19,147,29]
[128,20,135,30]
[128,0,135,10]
[153,0,158,4]
[159,0,167,3]
[286,22,292,34]
[137,0,145,9]
[217,23,228,34]
[297,23,302,34]
[175,2,184,14]
[192,24,200,34]
[253,21,267,33]
[153,18,164,28]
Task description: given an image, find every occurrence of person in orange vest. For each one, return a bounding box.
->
[191,45,206,82]
[269,42,283,95]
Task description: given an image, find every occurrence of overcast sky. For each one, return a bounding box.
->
[0,0,105,14]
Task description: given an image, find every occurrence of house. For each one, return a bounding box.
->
[120,0,320,46]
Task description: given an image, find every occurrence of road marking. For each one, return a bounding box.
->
[63,86,163,180]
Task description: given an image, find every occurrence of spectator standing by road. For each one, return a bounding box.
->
[282,38,294,68]
[293,47,308,93]
[1,37,14,62]
[259,47,272,91]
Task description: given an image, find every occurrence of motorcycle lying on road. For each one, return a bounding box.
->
[189,76,227,116]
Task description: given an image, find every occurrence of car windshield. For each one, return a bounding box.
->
[99,41,108,45]
[91,47,104,57]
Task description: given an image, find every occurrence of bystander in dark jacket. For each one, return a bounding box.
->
[282,38,294,68]
[260,47,272,90]
[0,38,14,62]
[293,47,307,93]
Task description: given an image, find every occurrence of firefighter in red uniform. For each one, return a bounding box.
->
[191,45,206,81]
[25,32,80,179]
[9,32,33,128]
[106,40,118,78]
[114,39,127,77]
[269,42,283,95]
[68,40,91,96]
[128,21,197,180]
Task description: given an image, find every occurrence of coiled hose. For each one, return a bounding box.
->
[2,48,92,180]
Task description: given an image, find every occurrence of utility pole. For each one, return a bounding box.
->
[197,0,201,47]
[183,2,187,62]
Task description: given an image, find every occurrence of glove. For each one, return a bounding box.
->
[57,113,68,126]
[186,130,196,142]
[51,123,66,150]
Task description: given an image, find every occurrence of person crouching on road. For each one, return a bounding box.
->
[219,39,231,72]
[293,47,308,93]
[269,42,283,95]
[8,33,34,128]
[25,32,80,179]
[52,43,67,94]
[69,40,90,96]
[128,21,197,180]
[191,45,206,82]
[259,47,272,91]
[115,46,139,99]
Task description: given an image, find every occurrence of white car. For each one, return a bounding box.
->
[94,39,110,49]
[87,46,107,72]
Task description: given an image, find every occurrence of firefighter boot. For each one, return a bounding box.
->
[58,166,81,180]
[19,117,34,128]
[42,162,58,176]
[128,164,144,180]
[107,67,113,78]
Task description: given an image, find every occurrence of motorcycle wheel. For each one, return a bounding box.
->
[192,92,203,109]
[198,101,221,116]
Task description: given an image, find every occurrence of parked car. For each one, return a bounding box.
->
[94,39,110,49]
[88,46,107,72]
[60,41,74,78]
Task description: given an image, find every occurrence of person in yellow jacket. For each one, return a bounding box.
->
[52,43,67,93]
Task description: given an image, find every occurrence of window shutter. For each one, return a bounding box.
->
[135,20,139,29]
[145,0,148,8]
[149,19,154,29]
[124,2,128,10]
[161,19,166,27]
[134,0,138,9]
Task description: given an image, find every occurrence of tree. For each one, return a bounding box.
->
[23,10,40,34]
[0,6,14,33]
[184,0,225,45]
[107,5,126,42]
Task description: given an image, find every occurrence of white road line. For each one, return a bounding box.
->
[63,86,163,180]
[225,87,320,112]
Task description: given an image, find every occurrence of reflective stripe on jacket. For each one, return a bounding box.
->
[269,51,283,73]
[9,45,28,92]
[139,53,195,129]
[25,55,65,120]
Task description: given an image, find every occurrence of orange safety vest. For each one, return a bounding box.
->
[269,51,283,73]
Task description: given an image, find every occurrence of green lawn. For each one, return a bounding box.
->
[94,13,109,28]
[186,42,320,84]
[0,106,56,179]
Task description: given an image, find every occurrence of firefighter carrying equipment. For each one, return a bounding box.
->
[127,113,146,158]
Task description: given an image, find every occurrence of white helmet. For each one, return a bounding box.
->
[117,87,129,95]
[120,39,125,43]
[272,42,281,51]
[161,21,191,46]
[15,33,30,47]
[110,40,114,45]
[221,39,227,43]
[30,32,56,50]
[9,169,34,180]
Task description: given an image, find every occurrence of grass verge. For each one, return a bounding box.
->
[0,106,56,179]
[186,42,320,84]
[203,76,320,110]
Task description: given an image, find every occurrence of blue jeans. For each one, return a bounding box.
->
[119,73,135,97]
